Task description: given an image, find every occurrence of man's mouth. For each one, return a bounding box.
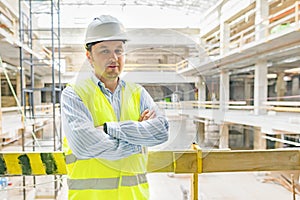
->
[108,65,118,68]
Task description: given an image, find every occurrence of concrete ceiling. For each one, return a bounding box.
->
[1,0,300,84]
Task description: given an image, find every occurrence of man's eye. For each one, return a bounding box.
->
[115,49,123,55]
[100,49,110,54]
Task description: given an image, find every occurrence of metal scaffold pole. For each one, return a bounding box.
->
[18,0,61,199]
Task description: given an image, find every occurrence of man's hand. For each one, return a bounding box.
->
[138,109,155,122]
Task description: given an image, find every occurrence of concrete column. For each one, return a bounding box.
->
[182,84,190,101]
[244,78,252,105]
[254,60,268,115]
[292,76,299,95]
[276,72,285,100]
[219,123,229,149]
[195,76,206,107]
[244,127,251,149]
[255,0,269,41]
[254,127,266,149]
[220,70,229,112]
[220,19,230,56]
[195,120,205,146]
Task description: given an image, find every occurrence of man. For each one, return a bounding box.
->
[61,15,169,200]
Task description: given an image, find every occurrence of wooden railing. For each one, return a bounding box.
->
[269,1,300,34]
[264,101,300,112]
[157,101,254,110]
[157,100,300,113]
[1,145,300,199]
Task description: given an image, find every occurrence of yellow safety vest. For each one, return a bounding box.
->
[63,78,149,200]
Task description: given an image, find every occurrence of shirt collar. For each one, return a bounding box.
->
[91,73,126,90]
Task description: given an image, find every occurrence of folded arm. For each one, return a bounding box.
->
[105,87,169,146]
[61,86,142,160]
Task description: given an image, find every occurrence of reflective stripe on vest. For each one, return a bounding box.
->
[121,173,148,187]
[67,173,147,190]
[68,177,119,190]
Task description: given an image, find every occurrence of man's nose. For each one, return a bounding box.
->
[109,52,119,60]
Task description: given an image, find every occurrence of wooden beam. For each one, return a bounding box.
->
[202,149,300,172]
[0,149,300,176]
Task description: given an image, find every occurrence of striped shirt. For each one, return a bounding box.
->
[61,74,169,160]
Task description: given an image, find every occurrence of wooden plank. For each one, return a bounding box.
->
[147,151,174,173]
[174,152,197,173]
[0,149,300,175]
[202,149,300,173]
[147,149,300,173]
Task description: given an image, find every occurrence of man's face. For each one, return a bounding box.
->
[86,40,125,82]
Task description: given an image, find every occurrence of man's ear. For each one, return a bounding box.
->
[86,51,92,62]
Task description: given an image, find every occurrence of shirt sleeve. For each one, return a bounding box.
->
[61,86,142,160]
[106,87,169,147]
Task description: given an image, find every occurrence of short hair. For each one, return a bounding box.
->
[85,40,126,52]
[85,41,101,52]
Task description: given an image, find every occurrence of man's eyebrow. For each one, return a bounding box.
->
[98,46,108,49]
[97,45,123,49]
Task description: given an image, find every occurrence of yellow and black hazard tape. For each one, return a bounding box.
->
[0,152,67,176]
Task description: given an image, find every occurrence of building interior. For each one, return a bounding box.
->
[0,0,300,199]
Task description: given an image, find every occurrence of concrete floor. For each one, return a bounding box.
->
[1,172,298,200]
[0,113,299,199]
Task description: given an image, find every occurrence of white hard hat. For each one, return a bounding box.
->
[85,15,128,45]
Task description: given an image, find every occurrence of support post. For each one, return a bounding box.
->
[254,127,266,149]
[255,0,269,40]
[254,59,268,115]
[191,144,202,200]
[195,119,205,145]
[219,123,229,149]
[220,70,229,112]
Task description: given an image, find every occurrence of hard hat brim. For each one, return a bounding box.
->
[85,32,128,44]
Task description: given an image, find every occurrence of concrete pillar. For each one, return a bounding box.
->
[244,78,252,105]
[254,60,268,115]
[195,76,206,107]
[220,70,229,112]
[276,72,285,100]
[255,0,269,41]
[220,19,230,56]
[219,123,229,149]
[254,127,266,149]
[244,127,251,149]
[195,120,205,146]
[292,76,299,95]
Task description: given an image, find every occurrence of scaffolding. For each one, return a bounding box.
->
[18,0,61,199]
